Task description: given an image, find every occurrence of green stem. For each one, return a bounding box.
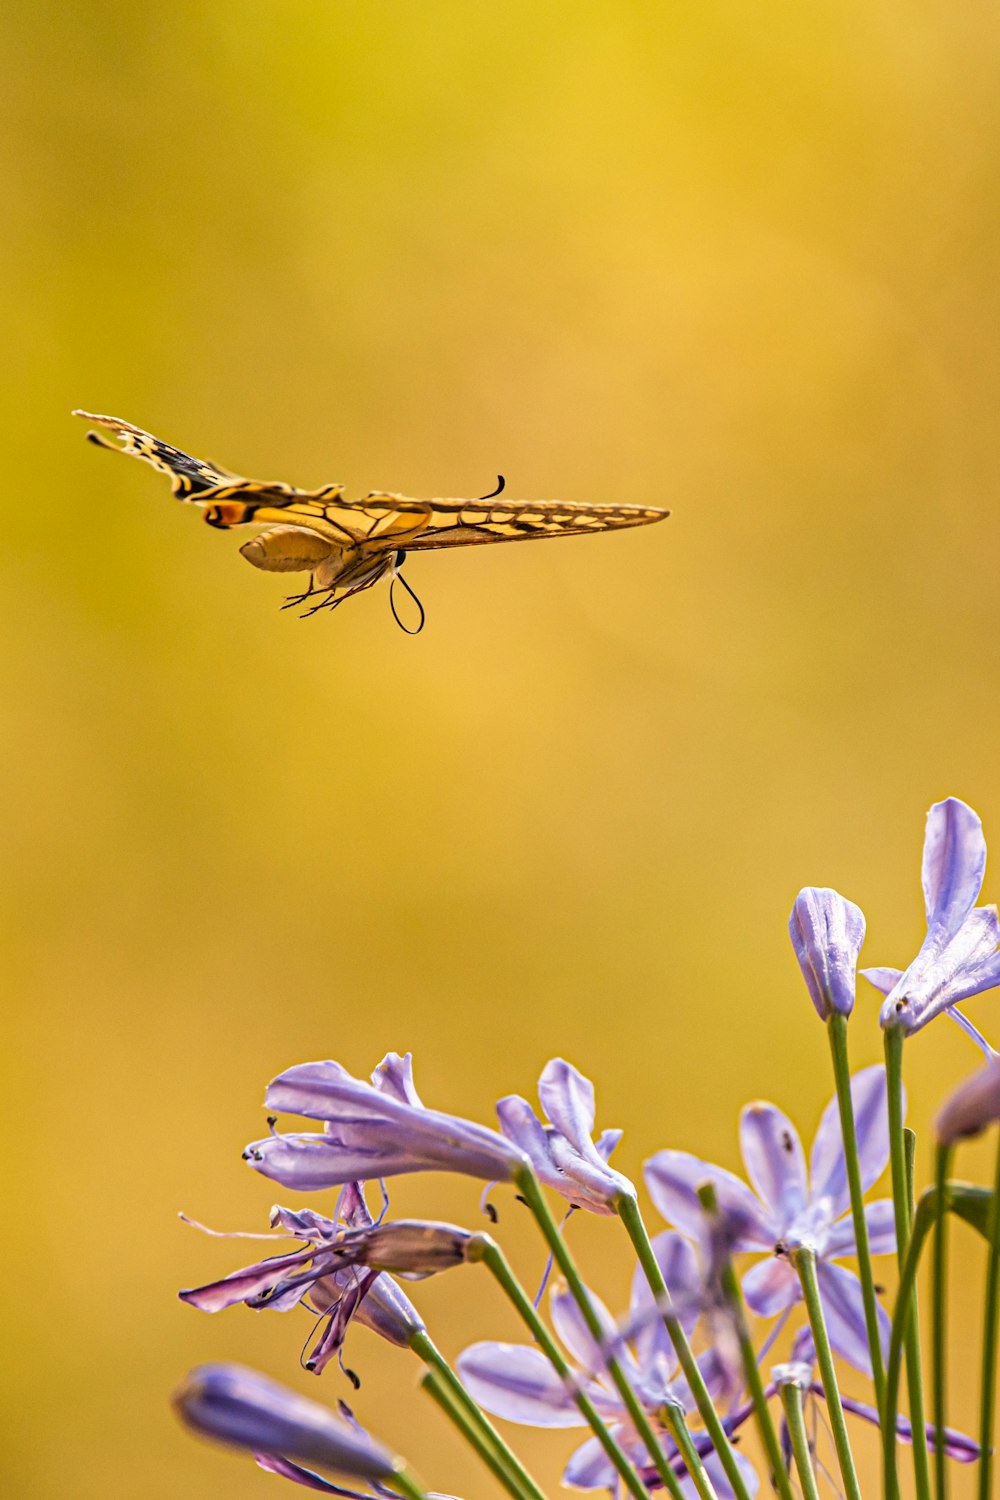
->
[884,1191,937,1500]
[389,1464,432,1500]
[695,1183,794,1500]
[410,1329,544,1500]
[978,1133,1000,1500]
[420,1369,517,1496]
[467,1233,652,1500]
[615,1192,753,1500]
[791,1245,862,1500]
[779,1380,822,1500]
[828,1012,887,1407]
[932,1143,952,1500]
[660,1402,718,1500]
[514,1172,679,1496]
[884,1025,932,1500]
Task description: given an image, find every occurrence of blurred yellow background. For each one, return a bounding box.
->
[4,2,1000,1495]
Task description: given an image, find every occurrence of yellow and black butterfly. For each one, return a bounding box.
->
[75,411,670,632]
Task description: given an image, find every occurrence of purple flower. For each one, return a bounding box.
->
[173,1363,397,1485]
[789,888,866,1020]
[180,1185,429,1374]
[456,1233,758,1497]
[245,1053,527,1191]
[496,1058,635,1213]
[861,798,1000,1046]
[644,1067,896,1375]
[935,1057,1000,1145]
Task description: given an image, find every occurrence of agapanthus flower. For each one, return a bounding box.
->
[936,1056,1000,1145]
[645,1066,896,1375]
[456,1232,758,1496]
[180,1185,431,1373]
[173,1363,399,1491]
[496,1058,635,1213]
[861,798,1000,1048]
[244,1052,527,1191]
[789,887,866,1020]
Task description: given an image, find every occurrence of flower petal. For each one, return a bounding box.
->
[789,888,866,1020]
[700,1451,759,1500]
[562,1432,622,1490]
[739,1104,808,1227]
[861,967,902,995]
[371,1052,424,1106]
[537,1059,597,1151]
[549,1280,632,1385]
[455,1342,588,1427]
[644,1151,774,1250]
[922,799,986,941]
[826,1198,896,1258]
[742,1257,799,1318]
[809,1066,893,1220]
[815,1260,889,1375]
[630,1230,701,1361]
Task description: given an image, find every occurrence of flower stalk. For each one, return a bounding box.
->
[410,1327,546,1500]
[465,1232,652,1500]
[615,1191,753,1500]
[779,1379,822,1500]
[884,1025,933,1500]
[932,1142,952,1500]
[790,1246,862,1500]
[828,1011,887,1405]
[659,1401,718,1500]
[978,1133,1000,1500]
[695,1182,794,1500]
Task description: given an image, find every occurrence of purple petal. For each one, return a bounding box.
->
[699,1451,760,1500]
[455,1343,590,1427]
[496,1093,632,1214]
[946,1007,999,1060]
[254,1453,369,1495]
[742,1257,799,1318]
[179,1247,315,1312]
[353,1272,425,1346]
[595,1128,623,1163]
[630,1230,701,1358]
[173,1364,396,1480]
[936,1057,1000,1144]
[922,799,986,940]
[826,1198,896,1258]
[815,1260,889,1375]
[644,1151,774,1250]
[862,967,902,995]
[550,1280,629,1383]
[824,1390,979,1462]
[537,1059,597,1150]
[371,1052,423,1106]
[739,1103,808,1227]
[562,1432,621,1490]
[810,1066,893,1220]
[789,888,866,1020]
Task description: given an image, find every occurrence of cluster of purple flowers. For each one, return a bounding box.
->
[174,798,1000,1498]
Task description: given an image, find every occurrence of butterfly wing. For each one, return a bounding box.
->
[73,411,247,498]
[358,492,671,550]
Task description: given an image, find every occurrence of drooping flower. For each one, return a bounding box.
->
[456,1232,758,1497]
[244,1052,527,1191]
[645,1067,896,1375]
[861,798,1000,1048]
[495,1058,635,1213]
[935,1056,1000,1145]
[180,1185,434,1373]
[173,1363,399,1488]
[789,887,866,1020]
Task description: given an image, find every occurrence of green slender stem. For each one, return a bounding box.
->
[615,1192,753,1500]
[467,1233,652,1500]
[884,1026,932,1500]
[884,1192,936,1500]
[660,1402,718,1500]
[389,1464,432,1500]
[779,1380,822,1500]
[978,1133,1000,1500]
[695,1183,794,1500]
[410,1329,544,1500]
[932,1143,952,1500]
[420,1369,521,1497]
[828,1012,887,1407]
[791,1246,862,1500]
[513,1172,680,1496]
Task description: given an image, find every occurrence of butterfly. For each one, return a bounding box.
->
[74,411,670,632]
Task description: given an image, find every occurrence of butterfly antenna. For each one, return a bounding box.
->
[389,570,425,635]
[478,474,505,500]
